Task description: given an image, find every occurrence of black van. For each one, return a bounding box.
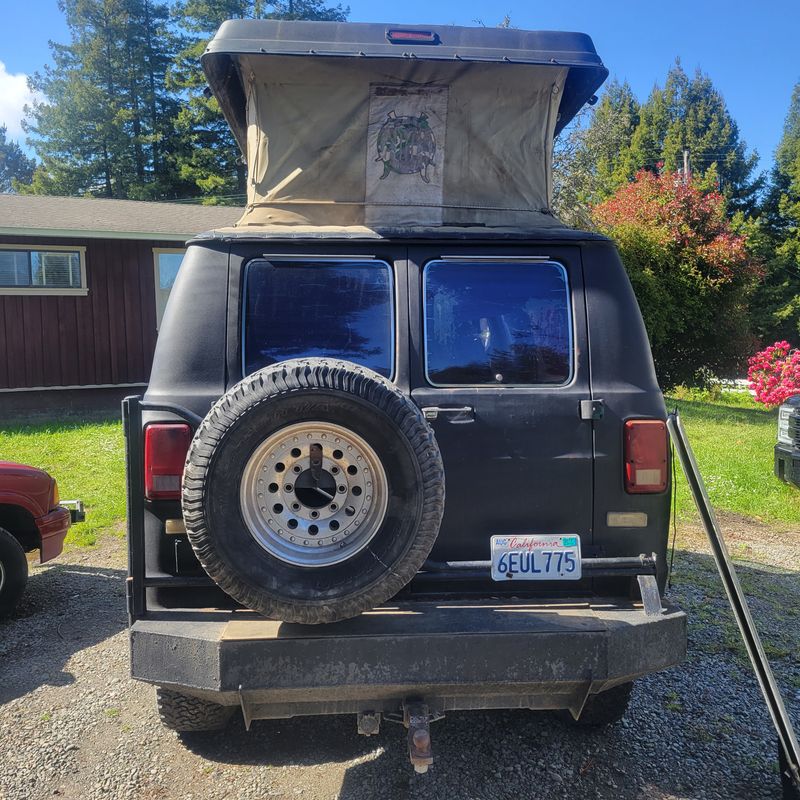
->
[124,20,686,772]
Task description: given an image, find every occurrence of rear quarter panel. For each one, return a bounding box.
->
[144,241,230,419]
[582,241,671,588]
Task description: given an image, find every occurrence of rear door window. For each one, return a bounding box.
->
[423,260,572,386]
[243,259,394,378]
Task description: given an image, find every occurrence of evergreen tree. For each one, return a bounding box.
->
[553,80,639,223]
[624,81,670,178]
[556,62,761,222]
[23,0,189,199]
[590,80,640,198]
[0,126,36,192]
[750,82,800,344]
[627,62,761,213]
[169,0,348,203]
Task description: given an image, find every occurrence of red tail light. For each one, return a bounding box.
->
[624,420,668,493]
[144,424,191,500]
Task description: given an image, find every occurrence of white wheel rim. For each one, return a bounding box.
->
[239,421,389,568]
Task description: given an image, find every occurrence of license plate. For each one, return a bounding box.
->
[490,534,582,581]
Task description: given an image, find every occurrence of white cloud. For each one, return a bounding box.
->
[0,61,37,141]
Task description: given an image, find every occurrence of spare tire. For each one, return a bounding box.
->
[183,359,444,624]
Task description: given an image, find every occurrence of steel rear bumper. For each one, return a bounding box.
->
[130,598,686,719]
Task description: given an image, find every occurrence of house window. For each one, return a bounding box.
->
[0,246,87,295]
[153,248,185,328]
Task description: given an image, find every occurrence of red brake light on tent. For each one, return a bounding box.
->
[144,423,191,500]
[386,29,440,45]
[624,420,668,494]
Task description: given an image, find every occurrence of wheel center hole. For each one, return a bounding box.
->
[293,469,338,509]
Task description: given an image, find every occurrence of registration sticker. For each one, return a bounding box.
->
[490,534,582,581]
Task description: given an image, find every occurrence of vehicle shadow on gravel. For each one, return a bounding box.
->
[179,703,781,799]
[0,562,127,705]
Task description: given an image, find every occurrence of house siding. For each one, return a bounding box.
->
[0,235,174,391]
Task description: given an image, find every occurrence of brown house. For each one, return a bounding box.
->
[0,194,241,418]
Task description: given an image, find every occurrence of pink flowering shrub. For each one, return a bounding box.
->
[747,341,800,407]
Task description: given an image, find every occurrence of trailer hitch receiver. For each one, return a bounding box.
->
[404,701,434,774]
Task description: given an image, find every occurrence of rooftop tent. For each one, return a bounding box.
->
[202,20,608,230]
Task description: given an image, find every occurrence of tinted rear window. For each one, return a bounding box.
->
[243,259,394,378]
[424,260,572,385]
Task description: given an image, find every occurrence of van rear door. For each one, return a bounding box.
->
[408,245,594,564]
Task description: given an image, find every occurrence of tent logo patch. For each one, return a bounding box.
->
[366,84,448,225]
[375,111,437,184]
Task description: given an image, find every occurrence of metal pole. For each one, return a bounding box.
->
[667,413,799,795]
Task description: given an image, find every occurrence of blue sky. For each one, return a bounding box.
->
[1,0,798,175]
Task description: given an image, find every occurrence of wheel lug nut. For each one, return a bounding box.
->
[285,484,293,492]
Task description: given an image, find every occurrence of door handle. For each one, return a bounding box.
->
[421,406,475,422]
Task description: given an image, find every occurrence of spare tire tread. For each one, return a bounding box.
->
[183,359,444,624]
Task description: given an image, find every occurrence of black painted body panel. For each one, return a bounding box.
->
[145,241,229,416]
[408,244,593,565]
[581,241,671,587]
[144,233,670,593]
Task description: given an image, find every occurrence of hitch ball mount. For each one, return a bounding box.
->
[357,701,444,774]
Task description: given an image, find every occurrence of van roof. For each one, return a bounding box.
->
[201,20,608,231]
[202,19,608,150]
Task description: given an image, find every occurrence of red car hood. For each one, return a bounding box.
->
[0,461,51,478]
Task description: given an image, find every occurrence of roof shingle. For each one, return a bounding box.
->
[0,194,242,240]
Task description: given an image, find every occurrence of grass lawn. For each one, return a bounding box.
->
[0,390,796,549]
[667,389,800,526]
[0,418,125,546]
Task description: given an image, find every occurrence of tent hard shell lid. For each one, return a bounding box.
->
[202,20,608,230]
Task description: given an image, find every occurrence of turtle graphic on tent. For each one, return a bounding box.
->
[375,110,437,184]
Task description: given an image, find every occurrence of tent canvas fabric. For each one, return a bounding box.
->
[238,55,568,230]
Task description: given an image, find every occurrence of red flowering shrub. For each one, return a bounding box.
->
[748,341,800,407]
[592,170,760,387]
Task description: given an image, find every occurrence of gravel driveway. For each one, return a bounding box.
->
[1,515,797,800]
